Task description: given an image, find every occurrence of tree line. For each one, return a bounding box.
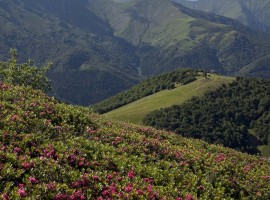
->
[143,77,270,154]
[92,69,198,114]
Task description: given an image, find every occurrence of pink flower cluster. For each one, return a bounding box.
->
[215,153,226,162]
[29,177,38,184]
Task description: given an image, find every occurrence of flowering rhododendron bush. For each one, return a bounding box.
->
[0,82,270,199]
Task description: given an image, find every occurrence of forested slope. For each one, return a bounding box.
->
[144,77,270,154]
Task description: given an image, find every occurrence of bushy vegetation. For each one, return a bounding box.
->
[1,83,270,199]
[93,69,198,114]
[144,77,270,153]
[0,49,51,92]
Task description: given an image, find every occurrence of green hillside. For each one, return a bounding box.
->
[103,73,234,124]
[1,82,270,199]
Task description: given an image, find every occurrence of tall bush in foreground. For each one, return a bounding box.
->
[0,49,51,92]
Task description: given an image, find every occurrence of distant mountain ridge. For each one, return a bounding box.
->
[1,0,270,105]
[174,0,270,33]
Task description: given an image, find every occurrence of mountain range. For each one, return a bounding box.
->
[1,0,270,105]
[174,0,270,33]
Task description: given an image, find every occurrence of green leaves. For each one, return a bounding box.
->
[0,49,52,92]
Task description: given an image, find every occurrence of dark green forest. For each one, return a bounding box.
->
[143,77,270,154]
[92,69,198,114]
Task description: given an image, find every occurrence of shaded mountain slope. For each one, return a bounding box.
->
[1,0,270,105]
[0,0,139,105]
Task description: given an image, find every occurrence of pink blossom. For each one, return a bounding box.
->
[198,185,204,191]
[102,190,109,196]
[137,189,145,195]
[117,177,123,182]
[54,193,69,200]
[107,174,113,180]
[55,126,63,132]
[128,170,135,179]
[11,115,18,121]
[87,127,97,134]
[124,184,133,192]
[147,184,153,193]
[1,193,9,200]
[144,178,154,183]
[92,175,99,180]
[29,177,38,184]
[13,147,21,154]
[185,194,194,200]
[22,162,33,169]
[46,183,56,191]
[79,161,84,167]
[216,153,226,162]
[243,165,252,173]
[18,188,27,197]
[70,190,86,200]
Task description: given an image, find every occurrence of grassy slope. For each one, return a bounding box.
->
[1,83,270,199]
[94,0,232,48]
[105,74,234,124]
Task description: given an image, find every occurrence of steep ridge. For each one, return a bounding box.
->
[90,0,270,77]
[174,0,270,33]
[0,82,270,199]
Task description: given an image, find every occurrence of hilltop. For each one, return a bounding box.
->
[1,82,270,199]
[1,0,270,105]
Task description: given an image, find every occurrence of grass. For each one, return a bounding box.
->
[104,74,235,124]
[258,145,270,157]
